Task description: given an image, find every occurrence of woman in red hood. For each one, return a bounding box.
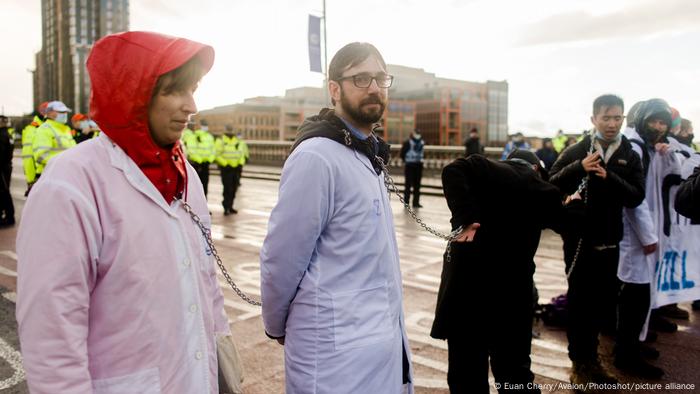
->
[16,31,231,393]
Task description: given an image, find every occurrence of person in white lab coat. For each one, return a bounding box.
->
[260,42,413,394]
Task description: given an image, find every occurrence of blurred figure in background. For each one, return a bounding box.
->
[501,132,531,159]
[400,129,425,208]
[536,137,558,171]
[32,100,77,182]
[0,115,14,226]
[21,102,48,195]
[216,125,244,215]
[464,127,484,157]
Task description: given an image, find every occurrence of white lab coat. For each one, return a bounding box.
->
[618,128,657,284]
[260,137,414,394]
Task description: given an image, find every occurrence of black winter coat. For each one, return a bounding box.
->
[430,155,563,339]
[549,136,645,246]
[675,165,700,221]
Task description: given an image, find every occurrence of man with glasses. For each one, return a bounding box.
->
[549,94,645,390]
[261,42,413,393]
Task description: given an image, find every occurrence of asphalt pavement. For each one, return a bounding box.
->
[0,156,698,393]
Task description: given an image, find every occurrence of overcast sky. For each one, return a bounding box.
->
[3,0,699,137]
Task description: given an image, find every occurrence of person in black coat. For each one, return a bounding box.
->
[431,150,563,394]
[0,116,14,226]
[548,95,645,385]
[676,165,700,220]
[535,138,558,170]
[464,127,485,157]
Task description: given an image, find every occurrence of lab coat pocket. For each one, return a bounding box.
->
[331,283,393,350]
[92,367,161,393]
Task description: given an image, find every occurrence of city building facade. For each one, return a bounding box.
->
[33,0,129,114]
[198,65,509,146]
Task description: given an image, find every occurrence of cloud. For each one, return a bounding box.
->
[516,0,700,46]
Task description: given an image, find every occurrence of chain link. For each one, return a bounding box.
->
[565,133,595,280]
[176,141,464,306]
[373,155,464,263]
[178,198,262,306]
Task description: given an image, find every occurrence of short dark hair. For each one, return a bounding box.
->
[328,43,386,105]
[593,94,624,116]
[328,42,386,81]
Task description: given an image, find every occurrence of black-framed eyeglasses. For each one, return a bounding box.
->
[336,73,394,88]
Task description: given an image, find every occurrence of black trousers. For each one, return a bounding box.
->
[403,162,423,207]
[0,165,13,222]
[190,161,211,197]
[220,166,240,211]
[446,279,538,394]
[564,242,621,362]
[616,282,650,357]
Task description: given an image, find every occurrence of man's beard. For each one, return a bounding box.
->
[340,90,386,125]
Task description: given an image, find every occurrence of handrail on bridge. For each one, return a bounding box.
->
[245,140,503,170]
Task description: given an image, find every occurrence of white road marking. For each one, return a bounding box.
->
[0,337,25,389]
[0,266,17,278]
[0,250,17,260]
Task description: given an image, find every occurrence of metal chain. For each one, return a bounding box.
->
[373,155,464,263]
[177,198,262,306]
[565,133,595,280]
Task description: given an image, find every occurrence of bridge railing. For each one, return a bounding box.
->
[247,140,502,170]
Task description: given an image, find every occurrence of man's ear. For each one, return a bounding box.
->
[329,81,341,106]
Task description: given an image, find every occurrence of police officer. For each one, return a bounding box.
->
[21,102,48,195]
[0,115,14,226]
[400,129,425,208]
[185,120,215,197]
[215,125,243,215]
[32,101,76,181]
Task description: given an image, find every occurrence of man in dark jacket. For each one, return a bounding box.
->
[549,94,645,388]
[431,150,562,394]
[400,129,425,208]
[536,138,558,170]
[676,165,700,220]
[464,127,485,157]
[0,116,14,226]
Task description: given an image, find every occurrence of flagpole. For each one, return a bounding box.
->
[322,0,329,105]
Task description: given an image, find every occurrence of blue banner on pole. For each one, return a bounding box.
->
[308,15,322,73]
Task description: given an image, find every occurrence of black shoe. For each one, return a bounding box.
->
[650,314,678,333]
[658,304,690,320]
[223,209,230,216]
[693,300,700,311]
[640,344,660,360]
[412,204,423,208]
[570,360,618,389]
[230,209,238,214]
[615,355,664,379]
[643,331,658,343]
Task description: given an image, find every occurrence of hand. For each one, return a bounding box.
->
[591,164,607,179]
[565,191,582,205]
[643,243,658,255]
[275,336,285,346]
[581,152,601,172]
[655,143,670,155]
[454,223,481,242]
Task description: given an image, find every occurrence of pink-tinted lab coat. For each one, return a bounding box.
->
[16,134,229,393]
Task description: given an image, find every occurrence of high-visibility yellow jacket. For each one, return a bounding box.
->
[238,139,249,166]
[215,135,244,167]
[185,129,216,164]
[552,134,568,153]
[21,116,43,183]
[32,119,77,175]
